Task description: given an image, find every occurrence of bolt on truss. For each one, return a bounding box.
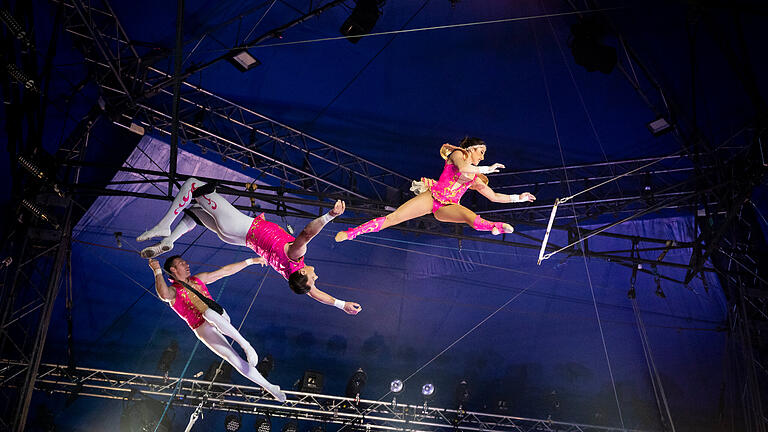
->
[0,360,649,432]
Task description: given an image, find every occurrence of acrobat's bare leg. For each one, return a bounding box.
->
[137,178,206,241]
[202,309,258,367]
[194,322,286,402]
[335,192,434,242]
[434,204,513,235]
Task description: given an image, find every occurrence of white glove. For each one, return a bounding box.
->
[478,163,505,174]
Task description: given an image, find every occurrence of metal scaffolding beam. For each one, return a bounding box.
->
[0,360,647,432]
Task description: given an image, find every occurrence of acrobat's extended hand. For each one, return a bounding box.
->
[247,256,267,267]
[520,192,536,202]
[148,259,161,271]
[329,200,346,217]
[478,163,505,174]
[343,302,362,315]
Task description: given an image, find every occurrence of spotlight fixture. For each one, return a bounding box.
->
[421,383,435,397]
[455,380,469,410]
[204,361,233,383]
[569,16,616,74]
[0,9,34,50]
[114,232,123,249]
[647,117,672,137]
[21,199,59,230]
[339,0,385,44]
[225,412,242,431]
[298,370,324,393]
[346,368,367,403]
[390,379,403,393]
[227,49,261,72]
[280,419,298,432]
[254,414,271,432]
[157,340,178,380]
[7,63,40,93]
[256,354,274,378]
[495,399,509,413]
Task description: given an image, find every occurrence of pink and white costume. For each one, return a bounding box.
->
[170,276,213,329]
[340,144,509,240]
[245,213,306,280]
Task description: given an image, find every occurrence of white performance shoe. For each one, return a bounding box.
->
[139,238,174,258]
[265,384,287,403]
[137,226,171,242]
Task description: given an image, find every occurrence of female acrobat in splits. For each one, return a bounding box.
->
[137,178,362,315]
[335,137,536,242]
[148,255,287,402]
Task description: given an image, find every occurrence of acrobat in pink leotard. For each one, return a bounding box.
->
[170,276,212,329]
[245,213,306,280]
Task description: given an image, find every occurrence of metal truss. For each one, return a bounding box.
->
[0,360,645,432]
[56,0,412,202]
[0,111,94,431]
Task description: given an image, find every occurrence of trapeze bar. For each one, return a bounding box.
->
[537,198,560,264]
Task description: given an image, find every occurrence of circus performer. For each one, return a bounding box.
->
[138,178,361,315]
[335,137,536,242]
[148,255,287,402]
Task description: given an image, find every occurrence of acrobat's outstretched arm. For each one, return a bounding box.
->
[195,257,267,284]
[474,179,536,203]
[307,286,362,315]
[449,151,505,176]
[287,200,345,259]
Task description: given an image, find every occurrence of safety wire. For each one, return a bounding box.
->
[533,11,625,429]
[194,7,624,54]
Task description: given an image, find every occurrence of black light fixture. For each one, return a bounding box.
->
[346,368,367,403]
[204,361,233,383]
[254,414,271,432]
[225,412,242,431]
[455,379,469,410]
[569,16,616,74]
[339,0,385,44]
[421,382,435,412]
[157,340,179,380]
[495,399,509,413]
[280,419,298,432]
[256,354,274,378]
[641,172,654,206]
[298,370,324,393]
[647,117,673,136]
[227,48,261,72]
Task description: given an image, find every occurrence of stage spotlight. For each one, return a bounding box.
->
[346,368,367,403]
[254,414,271,432]
[455,379,469,409]
[227,49,261,72]
[225,413,242,431]
[257,354,274,378]
[647,117,672,137]
[297,370,324,393]
[339,0,385,44]
[21,199,59,230]
[390,379,403,393]
[157,340,178,380]
[204,361,233,383]
[421,383,435,397]
[495,399,509,413]
[281,419,298,432]
[569,16,616,74]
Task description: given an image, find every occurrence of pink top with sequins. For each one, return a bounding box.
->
[170,276,212,330]
[245,213,305,280]
[423,161,478,206]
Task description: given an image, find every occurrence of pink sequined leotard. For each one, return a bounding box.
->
[170,276,212,329]
[245,213,306,279]
[416,145,487,213]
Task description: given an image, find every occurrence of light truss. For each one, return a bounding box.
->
[0,360,646,432]
[56,0,412,202]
